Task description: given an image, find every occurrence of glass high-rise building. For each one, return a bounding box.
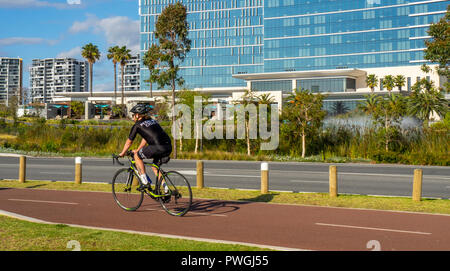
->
[139,0,448,112]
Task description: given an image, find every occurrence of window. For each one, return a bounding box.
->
[251,80,292,92]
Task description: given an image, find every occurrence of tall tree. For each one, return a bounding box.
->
[107,46,120,104]
[366,74,378,92]
[117,46,131,108]
[283,89,326,158]
[152,2,191,159]
[143,44,161,98]
[424,5,450,92]
[81,43,101,97]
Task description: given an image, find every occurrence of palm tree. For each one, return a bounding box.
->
[81,43,101,97]
[257,93,275,105]
[331,101,350,116]
[107,46,120,104]
[394,75,406,91]
[366,74,378,92]
[383,75,395,95]
[116,46,132,108]
[358,93,380,116]
[408,79,448,127]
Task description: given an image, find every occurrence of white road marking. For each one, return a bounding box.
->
[290,180,328,183]
[315,222,432,235]
[178,170,260,178]
[177,170,198,175]
[39,172,71,175]
[8,198,78,205]
[206,174,260,178]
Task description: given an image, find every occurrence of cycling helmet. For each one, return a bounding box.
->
[130,104,150,115]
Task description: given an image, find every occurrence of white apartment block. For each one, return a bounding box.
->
[30,58,89,103]
[120,54,140,91]
[0,57,23,104]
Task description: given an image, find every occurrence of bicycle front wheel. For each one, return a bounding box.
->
[112,168,143,211]
[158,171,192,216]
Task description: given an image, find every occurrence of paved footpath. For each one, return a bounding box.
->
[0,188,449,251]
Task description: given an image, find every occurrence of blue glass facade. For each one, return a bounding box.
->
[139,0,448,91]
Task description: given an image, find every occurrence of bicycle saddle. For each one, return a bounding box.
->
[154,156,170,166]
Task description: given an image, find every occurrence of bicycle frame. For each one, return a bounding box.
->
[116,154,169,199]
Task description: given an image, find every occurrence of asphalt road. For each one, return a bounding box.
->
[1,155,449,198]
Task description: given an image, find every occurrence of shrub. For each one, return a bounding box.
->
[370,151,400,163]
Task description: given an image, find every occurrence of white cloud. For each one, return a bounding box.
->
[56,46,82,58]
[0,37,57,46]
[0,0,70,8]
[67,0,81,4]
[70,14,140,54]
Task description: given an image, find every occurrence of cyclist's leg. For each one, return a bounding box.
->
[134,151,146,175]
[152,149,172,191]
[135,146,159,184]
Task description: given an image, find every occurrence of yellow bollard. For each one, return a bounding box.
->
[261,162,269,194]
[132,175,139,187]
[329,165,337,198]
[75,157,82,184]
[19,155,26,183]
[197,160,204,189]
[412,169,423,202]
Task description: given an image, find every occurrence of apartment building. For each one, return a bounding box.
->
[121,53,140,91]
[0,57,23,104]
[30,58,88,103]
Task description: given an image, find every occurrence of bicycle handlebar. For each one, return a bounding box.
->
[112,150,133,166]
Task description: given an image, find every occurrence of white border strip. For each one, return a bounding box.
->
[316,222,432,235]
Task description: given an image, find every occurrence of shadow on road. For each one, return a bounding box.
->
[239,193,279,203]
[188,199,249,217]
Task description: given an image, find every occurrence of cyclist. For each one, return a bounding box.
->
[118,104,172,189]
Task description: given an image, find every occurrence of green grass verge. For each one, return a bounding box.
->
[1,180,449,215]
[0,216,269,251]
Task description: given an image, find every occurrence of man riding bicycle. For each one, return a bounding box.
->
[118,104,172,189]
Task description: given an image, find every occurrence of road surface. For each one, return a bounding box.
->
[0,155,449,198]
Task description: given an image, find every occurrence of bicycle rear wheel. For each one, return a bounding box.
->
[157,171,192,216]
[112,168,143,211]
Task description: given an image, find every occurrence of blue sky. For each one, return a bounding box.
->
[0,0,140,91]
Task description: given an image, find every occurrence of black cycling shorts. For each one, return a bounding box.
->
[137,145,171,162]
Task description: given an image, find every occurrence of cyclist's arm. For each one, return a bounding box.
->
[136,138,147,152]
[119,139,133,157]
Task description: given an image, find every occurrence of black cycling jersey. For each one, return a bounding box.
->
[128,118,171,150]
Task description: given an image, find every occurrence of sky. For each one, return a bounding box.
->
[0,0,140,91]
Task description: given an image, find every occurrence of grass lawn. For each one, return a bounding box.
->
[0,216,269,251]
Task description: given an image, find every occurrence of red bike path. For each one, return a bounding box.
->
[0,188,449,251]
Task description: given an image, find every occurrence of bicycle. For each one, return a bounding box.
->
[111,151,192,216]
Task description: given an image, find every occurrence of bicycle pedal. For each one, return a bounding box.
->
[137,184,150,192]
[161,195,171,203]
